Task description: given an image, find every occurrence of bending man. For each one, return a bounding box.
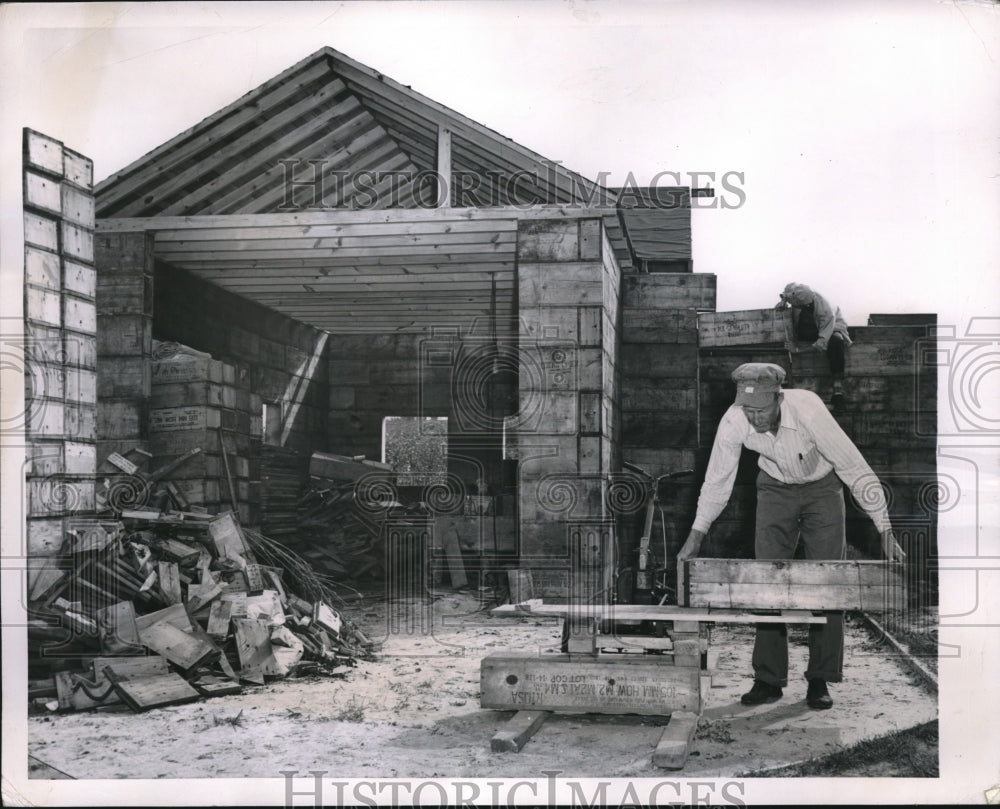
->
[677,362,904,710]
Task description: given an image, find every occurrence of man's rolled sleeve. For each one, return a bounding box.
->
[802,394,893,532]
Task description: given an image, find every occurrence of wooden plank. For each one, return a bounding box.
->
[137,619,216,671]
[436,125,452,207]
[480,653,700,715]
[106,452,139,475]
[490,604,828,624]
[54,670,117,711]
[187,579,223,613]
[698,309,792,347]
[680,559,900,611]
[93,655,169,680]
[441,524,468,589]
[597,634,675,652]
[652,711,699,769]
[208,511,250,568]
[103,668,201,713]
[233,618,278,682]
[206,599,234,640]
[490,710,551,753]
[191,675,242,698]
[157,561,182,605]
[96,601,143,655]
[96,205,624,234]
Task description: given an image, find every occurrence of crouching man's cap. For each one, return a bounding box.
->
[732,363,786,407]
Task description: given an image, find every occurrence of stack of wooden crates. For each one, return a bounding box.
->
[149,342,262,526]
[22,129,98,591]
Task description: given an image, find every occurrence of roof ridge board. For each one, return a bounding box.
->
[322,47,610,202]
[143,94,374,217]
[101,79,358,218]
[95,52,337,202]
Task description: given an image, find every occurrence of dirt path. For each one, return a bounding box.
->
[26,593,937,779]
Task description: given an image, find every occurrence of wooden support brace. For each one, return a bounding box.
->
[491,710,551,752]
[653,711,699,769]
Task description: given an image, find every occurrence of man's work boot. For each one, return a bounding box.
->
[807,678,833,709]
[831,379,845,411]
[740,680,783,705]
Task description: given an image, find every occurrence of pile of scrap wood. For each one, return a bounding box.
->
[27,507,375,715]
[280,452,426,582]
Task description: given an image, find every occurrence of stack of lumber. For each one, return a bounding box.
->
[260,445,308,537]
[27,506,374,716]
[148,341,262,526]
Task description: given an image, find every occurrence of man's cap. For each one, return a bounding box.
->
[732,362,786,407]
[779,282,814,306]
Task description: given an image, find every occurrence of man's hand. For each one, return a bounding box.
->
[678,529,706,561]
[881,529,906,563]
[783,339,799,353]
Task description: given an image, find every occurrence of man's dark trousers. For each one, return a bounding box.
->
[752,470,845,686]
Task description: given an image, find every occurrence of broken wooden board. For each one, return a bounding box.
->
[106,452,139,475]
[312,601,341,636]
[93,655,169,680]
[491,710,551,752]
[491,604,829,624]
[187,579,223,613]
[137,619,217,671]
[697,309,792,347]
[679,559,901,611]
[233,618,278,682]
[190,674,242,698]
[309,451,394,483]
[652,711,699,769]
[247,590,285,626]
[96,601,143,655]
[209,512,250,569]
[134,602,192,633]
[480,653,701,715]
[54,670,117,711]
[157,561,182,604]
[102,667,201,712]
[244,563,265,591]
[157,538,201,566]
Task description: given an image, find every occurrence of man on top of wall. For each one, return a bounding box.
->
[775,282,851,405]
[677,362,905,710]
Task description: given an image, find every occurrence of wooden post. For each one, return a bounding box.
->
[436,125,452,208]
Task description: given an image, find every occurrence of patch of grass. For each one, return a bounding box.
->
[212,709,245,729]
[738,720,938,778]
[695,718,734,744]
[335,697,367,723]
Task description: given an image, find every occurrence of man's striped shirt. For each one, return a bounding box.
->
[692,388,891,534]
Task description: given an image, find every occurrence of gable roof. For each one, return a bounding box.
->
[95,46,621,219]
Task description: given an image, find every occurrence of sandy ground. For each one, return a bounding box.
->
[26,592,937,780]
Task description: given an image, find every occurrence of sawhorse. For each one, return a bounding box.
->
[484,603,827,768]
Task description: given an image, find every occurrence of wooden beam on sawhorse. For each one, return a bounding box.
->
[492,603,829,624]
